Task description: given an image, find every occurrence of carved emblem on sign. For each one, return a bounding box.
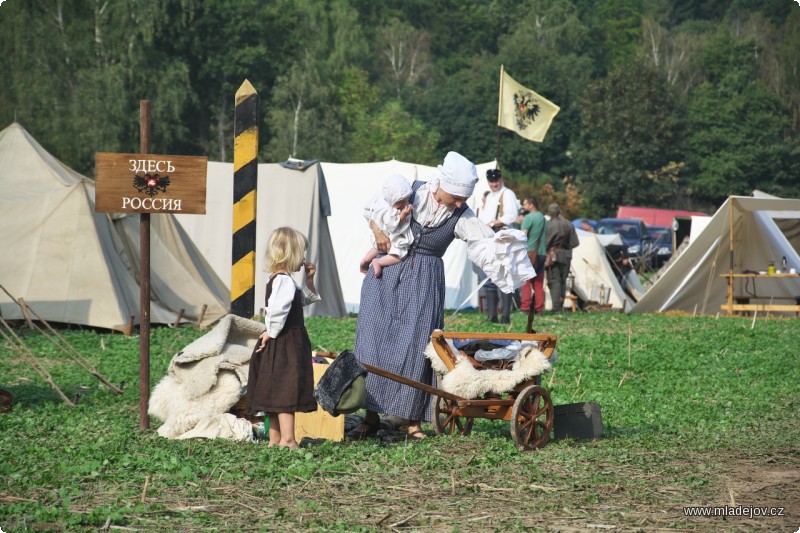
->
[133,173,171,197]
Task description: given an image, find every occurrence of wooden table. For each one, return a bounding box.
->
[721,272,800,316]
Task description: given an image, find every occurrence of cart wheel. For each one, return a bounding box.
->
[510,385,553,451]
[433,397,474,436]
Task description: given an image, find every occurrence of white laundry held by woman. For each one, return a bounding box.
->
[468,228,535,293]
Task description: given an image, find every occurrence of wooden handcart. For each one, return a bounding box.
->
[325,330,557,451]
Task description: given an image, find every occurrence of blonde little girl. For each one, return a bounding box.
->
[245,227,320,448]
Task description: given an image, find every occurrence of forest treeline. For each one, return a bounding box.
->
[1,0,798,217]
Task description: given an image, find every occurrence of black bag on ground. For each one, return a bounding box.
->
[313,350,367,417]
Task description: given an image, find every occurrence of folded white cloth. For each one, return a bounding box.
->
[468,229,535,293]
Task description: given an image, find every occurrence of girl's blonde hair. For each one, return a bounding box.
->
[264,227,308,273]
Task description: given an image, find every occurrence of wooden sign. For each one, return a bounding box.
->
[95,152,208,214]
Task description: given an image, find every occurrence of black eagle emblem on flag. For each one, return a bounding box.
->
[513,91,541,130]
[133,173,171,197]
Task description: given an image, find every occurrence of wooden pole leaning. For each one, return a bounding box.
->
[0,316,75,407]
[231,80,259,318]
[0,284,123,394]
[139,100,152,430]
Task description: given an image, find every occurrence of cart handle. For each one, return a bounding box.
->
[313,351,464,402]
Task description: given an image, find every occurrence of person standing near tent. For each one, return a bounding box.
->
[518,197,546,314]
[475,168,519,323]
[545,203,579,312]
[348,151,495,440]
[245,227,320,449]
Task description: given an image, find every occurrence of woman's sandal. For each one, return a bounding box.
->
[345,420,380,440]
[406,429,427,441]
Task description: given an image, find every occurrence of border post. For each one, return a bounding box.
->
[232,80,259,318]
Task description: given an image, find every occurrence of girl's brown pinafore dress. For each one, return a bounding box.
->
[246,274,317,414]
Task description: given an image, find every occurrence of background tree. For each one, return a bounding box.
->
[1,0,798,215]
[575,60,683,214]
[375,18,431,100]
[683,29,796,204]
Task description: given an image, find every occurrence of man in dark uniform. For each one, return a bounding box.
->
[545,203,579,312]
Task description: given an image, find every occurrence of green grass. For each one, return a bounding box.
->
[1,311,798,532]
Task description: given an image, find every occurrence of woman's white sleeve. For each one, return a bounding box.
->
[265,276,296,337]
[455,209,494,244]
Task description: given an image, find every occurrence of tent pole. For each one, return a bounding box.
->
[727,197,735,316]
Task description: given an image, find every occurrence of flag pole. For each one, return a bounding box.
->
[495,128,501,170]
[496,65,504,169]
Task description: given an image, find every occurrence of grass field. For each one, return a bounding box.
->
[1,311,798,532]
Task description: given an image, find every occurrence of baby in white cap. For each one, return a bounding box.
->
[361,173,414,278]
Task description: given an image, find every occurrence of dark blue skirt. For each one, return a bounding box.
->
[354,254,445,421]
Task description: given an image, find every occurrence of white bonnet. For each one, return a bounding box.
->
[382,173,412,206]
[437,151,478,198]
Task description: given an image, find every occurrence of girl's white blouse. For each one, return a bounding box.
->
[265,275,320,337]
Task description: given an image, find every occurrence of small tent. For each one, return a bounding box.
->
[0,123,230,332]
[567,229,639,310]
[631,195,800,315]
[174,161,346,318]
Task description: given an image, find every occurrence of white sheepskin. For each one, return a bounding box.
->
[167,314,264,399]
[150,371,246,439]
[424,338,552,400]
[176,413,253,442]
[148,314,265,440]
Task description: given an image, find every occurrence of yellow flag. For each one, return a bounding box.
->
[497,65,560,142]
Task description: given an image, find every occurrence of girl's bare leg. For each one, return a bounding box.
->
[267,413,281,446]
[277,412,298,448]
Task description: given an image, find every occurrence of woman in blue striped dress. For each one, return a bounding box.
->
[350,152,494,440]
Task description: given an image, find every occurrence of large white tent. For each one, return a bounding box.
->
[0,123,229,332]
[174,161,346,318]
[631,195,800,315]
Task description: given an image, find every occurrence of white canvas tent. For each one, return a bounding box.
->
[753,190,800,253]
[0,123,230,332]
[568,230,639,310]
[631,195,800,315]
[174,161,346,318]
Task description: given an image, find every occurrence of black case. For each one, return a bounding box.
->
[553,402,603,440]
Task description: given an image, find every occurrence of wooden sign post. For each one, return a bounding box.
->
[95,101,207,430]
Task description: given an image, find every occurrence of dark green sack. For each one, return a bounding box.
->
[335,374,366,414]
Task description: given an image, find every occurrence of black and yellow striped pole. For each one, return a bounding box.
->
[232,80,258,318]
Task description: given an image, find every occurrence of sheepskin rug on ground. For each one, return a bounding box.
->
[424,336,552,399]
[149,314,265,440]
